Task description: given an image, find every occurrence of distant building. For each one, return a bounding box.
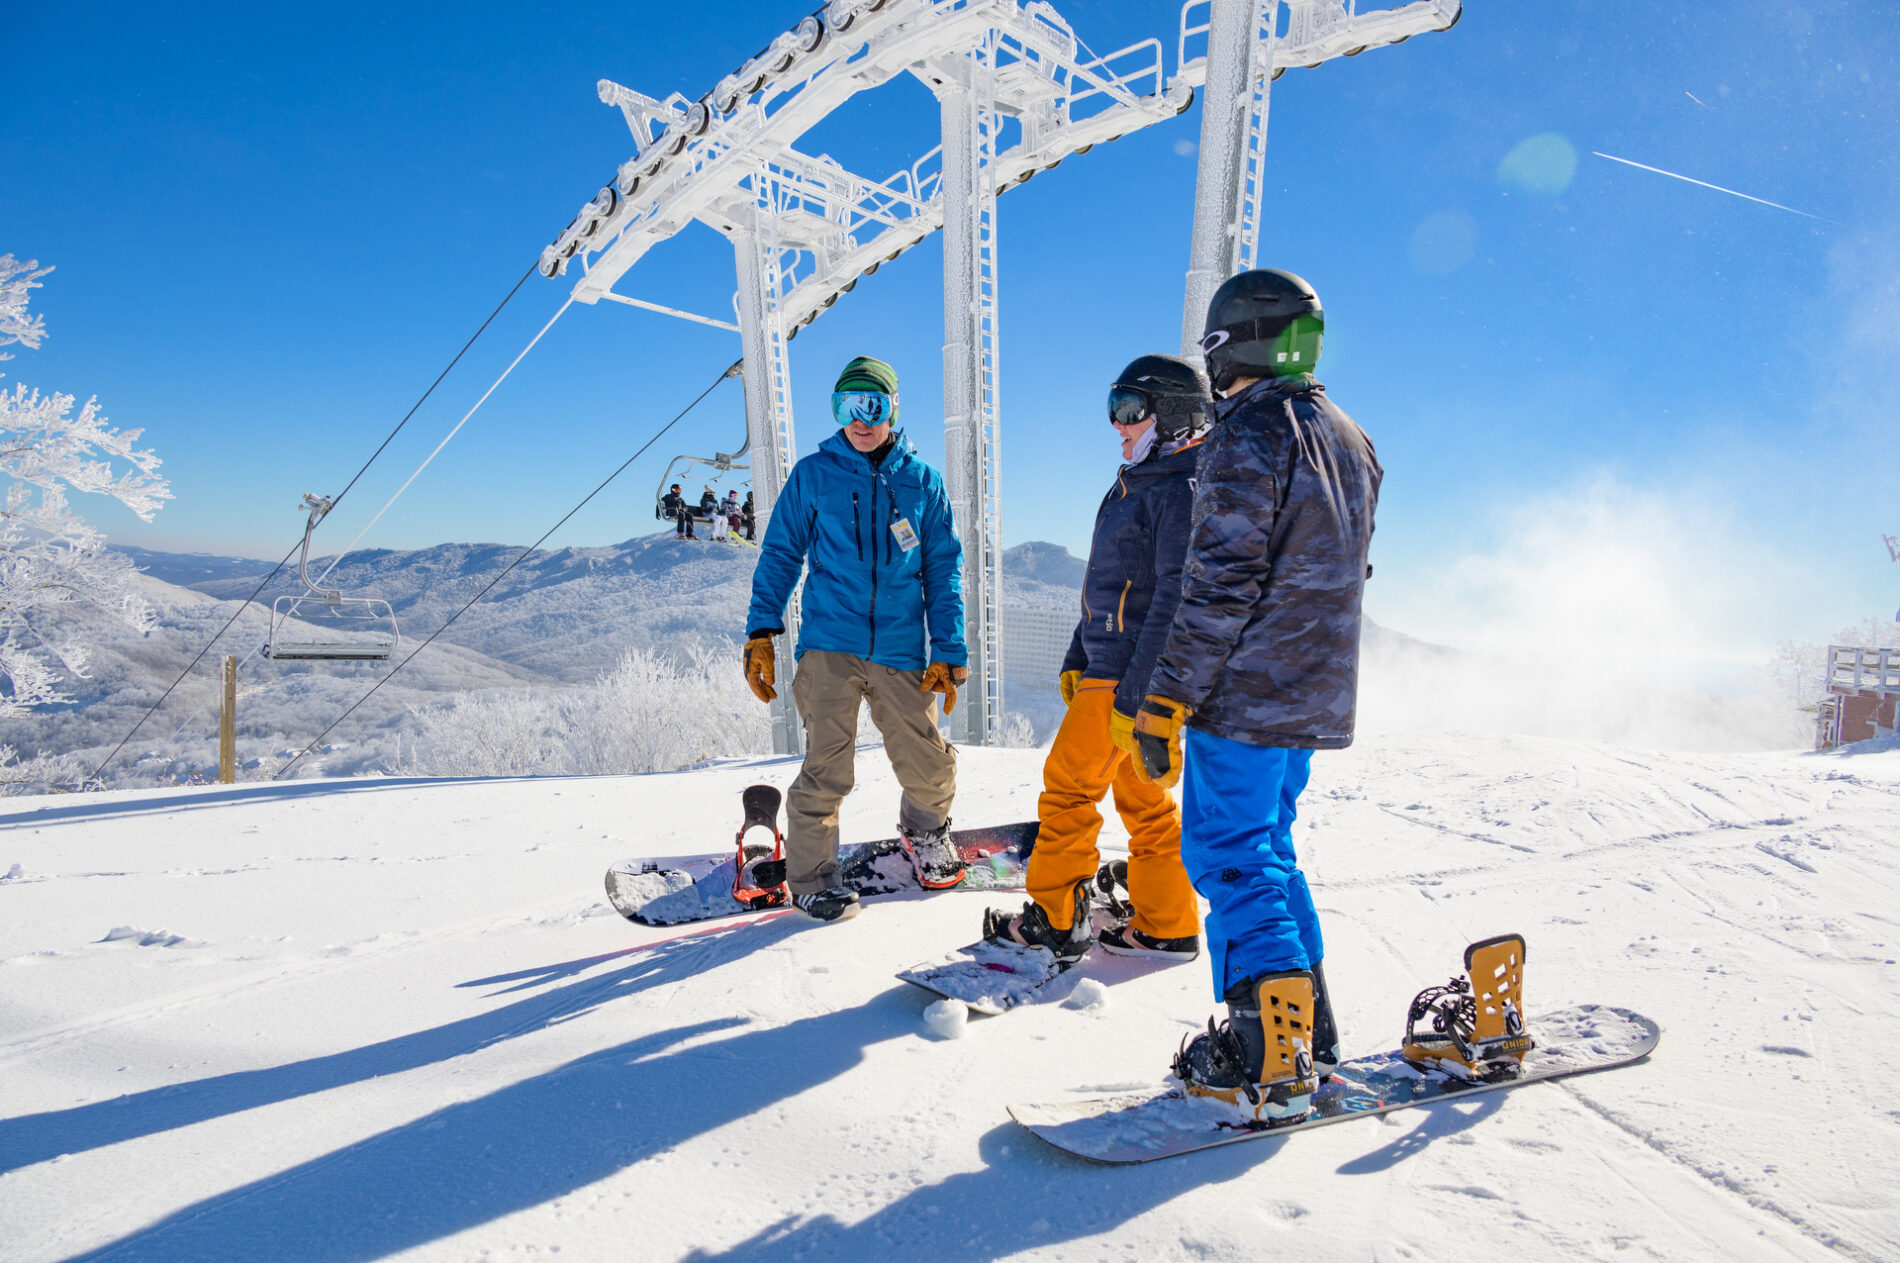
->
[1003,603,1076,690]
[1816,645,1899,748]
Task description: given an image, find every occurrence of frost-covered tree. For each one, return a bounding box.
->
[0,253,172,715]
[1,255,53,358]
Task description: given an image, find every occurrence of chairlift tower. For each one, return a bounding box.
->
[1180,0,1461,357]
[538,0,1459,753]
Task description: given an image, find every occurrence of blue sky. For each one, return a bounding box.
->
[5,1,1895,665]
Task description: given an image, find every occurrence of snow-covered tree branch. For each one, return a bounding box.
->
[0,251,172,715]
[0,255,53,359]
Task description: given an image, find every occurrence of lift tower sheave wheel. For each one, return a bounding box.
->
[264,494,400,664]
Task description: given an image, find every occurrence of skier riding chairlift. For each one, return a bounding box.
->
[263,493,400,662]
[652,432,750,535]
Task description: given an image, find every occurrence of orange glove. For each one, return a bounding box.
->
[1131,695,1192,788]
[1059,669,1084,706]
[743,634,777,703]
[920,662,970,714]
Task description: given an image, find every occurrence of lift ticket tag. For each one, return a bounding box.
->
[890,517,920,552]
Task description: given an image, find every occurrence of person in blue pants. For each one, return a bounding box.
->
[1121,269,1381,1126]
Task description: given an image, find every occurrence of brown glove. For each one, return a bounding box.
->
[743,634,777,703]
[1131,695,1192,788]
[920,662,970,714]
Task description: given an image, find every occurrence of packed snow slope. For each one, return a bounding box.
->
[2,733,1895,1262]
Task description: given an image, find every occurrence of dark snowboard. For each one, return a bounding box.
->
[606,816,1038,927]
[1009,1004,1659,1163]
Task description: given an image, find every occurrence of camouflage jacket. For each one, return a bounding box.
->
[1144,375,1381,749]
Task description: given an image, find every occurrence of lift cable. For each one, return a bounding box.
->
[272,359,743,781]
[86,261,542,786]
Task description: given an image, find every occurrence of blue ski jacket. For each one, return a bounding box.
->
[1059,438,1202,719]
[747,429,967,671]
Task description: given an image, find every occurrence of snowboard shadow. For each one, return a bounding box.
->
[680,1121,1272,1262]
[1333,1091,1506,1175]
[53,983,939,1263]
[0,916,794,1178]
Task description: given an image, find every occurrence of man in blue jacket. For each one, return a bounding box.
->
[743,356,970,923]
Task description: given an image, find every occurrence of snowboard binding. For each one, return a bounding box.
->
[1175,970,1320,1126]
[1402,933,1533,1079]
[732,784,790,911]
[1094,859,1134,922]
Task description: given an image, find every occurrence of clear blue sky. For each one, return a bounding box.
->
[5,1,1895,664]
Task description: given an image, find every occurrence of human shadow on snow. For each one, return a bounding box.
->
[58,978,1066,1263]
[1333,1092,1506,1175]
[1,916,792,1178]
[679,1121,1271,1263]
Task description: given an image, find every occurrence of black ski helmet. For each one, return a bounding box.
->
[1107,354,1212,443]
[1200,269,1324,393]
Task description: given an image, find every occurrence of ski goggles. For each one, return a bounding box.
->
[1107,385,1154,428]
[831,389,895,427]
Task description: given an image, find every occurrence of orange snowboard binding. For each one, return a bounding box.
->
[1402,933,1533,1078]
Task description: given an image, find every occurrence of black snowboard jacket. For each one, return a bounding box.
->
[1060,438,1203,719]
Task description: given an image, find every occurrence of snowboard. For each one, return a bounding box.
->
[898,861,1160,1014]
[604,786,1037,927]
[1009,1004,1659,1164]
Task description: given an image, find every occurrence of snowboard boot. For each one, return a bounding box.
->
[1093,860,1198,960]
[1173,969,1320,1125]
[982,879,1092,967]
[1310,959,1340,1078]
[899,818,969,890]
[1098,923,1200,962]
[1402,933,1533,1078]
[792,886,861,923]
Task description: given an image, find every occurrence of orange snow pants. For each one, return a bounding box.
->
[1028,679,1200,939]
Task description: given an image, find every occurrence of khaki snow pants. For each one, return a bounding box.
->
[786,650,957,895]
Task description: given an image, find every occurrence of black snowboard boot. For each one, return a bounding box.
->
[1311,959,1340,1077]
[1173,969,1320,1124]
[899,818,969,890]
[981,880,1092,966]
[792,886,860,923]
[1097,922,1200,962]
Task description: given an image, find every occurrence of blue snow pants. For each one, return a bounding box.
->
[1180,728,1322,1000]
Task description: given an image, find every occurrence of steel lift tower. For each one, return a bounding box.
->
[537,0,1458,754]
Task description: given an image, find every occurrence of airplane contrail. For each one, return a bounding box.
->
[1592,151,1839,224]
[1684,91,1709,108]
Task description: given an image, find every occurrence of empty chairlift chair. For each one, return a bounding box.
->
[264,494,400,663]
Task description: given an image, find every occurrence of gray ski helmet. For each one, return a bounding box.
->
[1200,269,1324,393]
[1107,353,1212,443]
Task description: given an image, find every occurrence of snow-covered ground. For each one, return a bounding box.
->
[2,733,1895,1261]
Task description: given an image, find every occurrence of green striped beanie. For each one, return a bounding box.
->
[833,356,900,421]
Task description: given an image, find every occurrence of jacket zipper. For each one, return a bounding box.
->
[865,477,878,657]
[1116,580,1131,632]
[852,492,863,561]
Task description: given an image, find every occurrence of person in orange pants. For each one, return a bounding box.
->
[981,354,1211,964]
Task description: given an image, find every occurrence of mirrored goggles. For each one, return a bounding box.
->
[1107,385,1154,428]
[832,390,894,427]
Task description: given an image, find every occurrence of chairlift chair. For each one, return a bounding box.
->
[264,494,400,662]
[654,431,750,524]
